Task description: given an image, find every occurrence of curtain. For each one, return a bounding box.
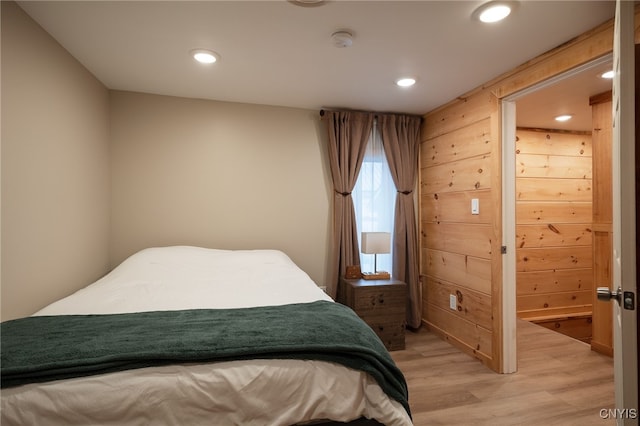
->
[379,113,422,329]
[325,110,374,299]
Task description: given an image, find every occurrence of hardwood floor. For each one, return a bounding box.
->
[391,320,614,425]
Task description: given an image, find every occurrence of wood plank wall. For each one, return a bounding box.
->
[514,129,594,342]
[590,92,613,355]
[420,94,500,369]
[419,9,639,373]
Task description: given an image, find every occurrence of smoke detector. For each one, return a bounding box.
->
[331,31,353,48]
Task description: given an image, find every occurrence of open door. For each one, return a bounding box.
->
[597,0,639,422]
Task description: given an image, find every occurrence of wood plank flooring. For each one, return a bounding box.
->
[391,320,614,425]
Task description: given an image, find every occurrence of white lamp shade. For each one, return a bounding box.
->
[361,232,391,254]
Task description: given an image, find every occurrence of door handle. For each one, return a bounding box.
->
[596,286,622,303]
[597,287,636,310]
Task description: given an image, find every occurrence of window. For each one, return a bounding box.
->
[352,120,396,273]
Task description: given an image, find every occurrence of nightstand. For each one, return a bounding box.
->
[339,277,406,351]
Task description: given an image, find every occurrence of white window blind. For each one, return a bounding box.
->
[352,120,396,273]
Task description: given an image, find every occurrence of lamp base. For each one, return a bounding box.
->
[361,271,391,280]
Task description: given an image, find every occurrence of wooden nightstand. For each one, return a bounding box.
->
[339,277,406,351]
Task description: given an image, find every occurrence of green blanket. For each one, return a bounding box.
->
[1,300,409,415]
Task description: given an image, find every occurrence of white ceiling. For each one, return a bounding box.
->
[18,0,616,126]
[515,54,613,131]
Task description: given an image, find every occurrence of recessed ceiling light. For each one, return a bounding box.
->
[396,78,416,87]
[473,1,514,23]
[601,70,614,79]
[190,49,219,64]
[288,0,325,7]
[555,114,572,122]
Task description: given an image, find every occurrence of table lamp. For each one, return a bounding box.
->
[361,232,391,280]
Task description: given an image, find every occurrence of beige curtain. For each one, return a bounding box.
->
[325,110,374,299]
[379,113,422,328]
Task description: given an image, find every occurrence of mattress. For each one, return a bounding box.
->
[1,246,412,426]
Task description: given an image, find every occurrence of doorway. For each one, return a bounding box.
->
[502,54,614,369]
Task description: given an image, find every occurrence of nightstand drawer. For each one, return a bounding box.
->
[352,287,405,315]
[368,320,405,351]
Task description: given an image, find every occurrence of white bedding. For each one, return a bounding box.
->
[35,246,334,315]
[2,246,412,426]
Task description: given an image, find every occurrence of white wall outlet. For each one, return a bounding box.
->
[449,294,457,310]
[471,198,480,215]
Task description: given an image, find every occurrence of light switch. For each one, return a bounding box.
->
[471,198,480,215]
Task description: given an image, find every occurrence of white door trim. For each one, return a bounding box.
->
[501,99,517,374]
[611,0,638,422]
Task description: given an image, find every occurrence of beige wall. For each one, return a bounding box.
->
[109,91,332,288]
[1,2,111,320]
[1,1,332,321]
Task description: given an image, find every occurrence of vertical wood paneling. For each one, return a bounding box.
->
[590,93,613,356]
[591,94,613,224]
[592,229,613,355]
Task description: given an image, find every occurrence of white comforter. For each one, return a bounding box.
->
[2,246,412,426]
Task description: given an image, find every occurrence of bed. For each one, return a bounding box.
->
[1,246,412,426]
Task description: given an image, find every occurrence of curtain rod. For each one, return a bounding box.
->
[319,108,422,120]
[319,109,378,119]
